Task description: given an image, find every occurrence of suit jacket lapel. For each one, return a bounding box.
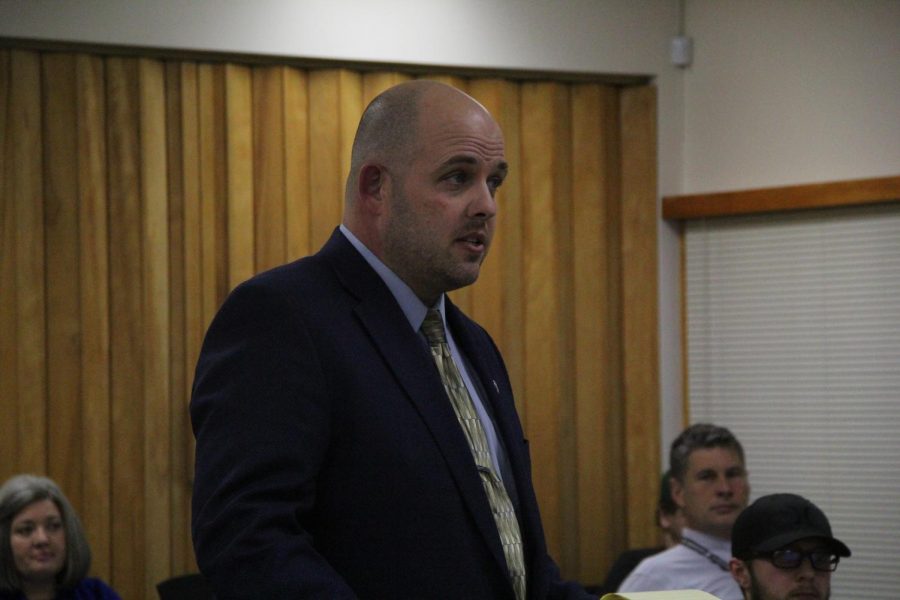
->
[320,230,512,578]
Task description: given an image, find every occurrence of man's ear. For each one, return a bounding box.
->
[729,558,751,592]
[358,164,388,211]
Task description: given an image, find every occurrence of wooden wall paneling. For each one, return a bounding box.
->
[139,57,172,598]
[225,63,254,287]
[307,69,362,250]
[174,60,201,574]
[106,56,146,600]
[598,82,629,565]
[76,53,112,581]
[361,71,412,106]
[163,61,191,575]
[163,60,187,577]
[520,81,566,561]
[570,83,618,584]
[283,67,311,260]
[41,52,83,508]
[12,50,47,475]
[252,66,287,272]
[489,81,526,417]
[308,70,345,250]
[553,83,581,574]
[465,79,510,349]
[620,85,661,548]
[197,63,228,325]
[0,49,16,484]
[337,69,363,224]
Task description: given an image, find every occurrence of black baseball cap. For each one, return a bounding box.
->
[732,493,851,559]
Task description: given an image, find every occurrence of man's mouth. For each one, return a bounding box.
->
[457,233,487,251]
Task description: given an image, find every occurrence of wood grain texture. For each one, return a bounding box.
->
[76,53,112,581]
[12,50,48,475]
[283,67,312,260]
[253,66,287,272]
[106,56,145,600]
[42,53,83,505]
[620,85,661,549]
[225,64,254,288]
[139,58,172,599]
[0,48,17,488]
[520,82,565,559]
[663,175,900,219]
[308,70,344,250]
[571,83,622,581]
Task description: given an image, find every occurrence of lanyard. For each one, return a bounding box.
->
[680,536,730,572]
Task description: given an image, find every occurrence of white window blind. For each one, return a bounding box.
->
[685,202,900,599]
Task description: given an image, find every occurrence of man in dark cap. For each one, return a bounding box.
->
[729,493,851,600]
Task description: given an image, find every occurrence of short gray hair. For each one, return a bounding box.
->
[0,474,92,593]
[669,423,745,483]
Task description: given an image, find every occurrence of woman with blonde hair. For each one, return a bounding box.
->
[0,475,120,600]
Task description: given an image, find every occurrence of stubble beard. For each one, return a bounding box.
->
[748,571,829,600]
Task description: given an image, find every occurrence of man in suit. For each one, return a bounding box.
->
[190,80,592,599]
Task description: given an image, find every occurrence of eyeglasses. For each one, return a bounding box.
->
[756,549,840,572]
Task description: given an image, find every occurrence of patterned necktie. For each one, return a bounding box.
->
[421,308,526,600]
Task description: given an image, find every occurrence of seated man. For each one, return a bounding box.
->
[618,423,749,599]
[729,493,851,600]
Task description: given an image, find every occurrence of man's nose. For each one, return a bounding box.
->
[468,182,498,220]
[714,476,733,495]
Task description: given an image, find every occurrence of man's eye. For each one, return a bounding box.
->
[488,176,504,193]
[443,172,468,185]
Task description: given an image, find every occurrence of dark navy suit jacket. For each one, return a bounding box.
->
[190,229,592,599]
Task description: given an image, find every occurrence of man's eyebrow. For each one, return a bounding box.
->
[437,155,509,174]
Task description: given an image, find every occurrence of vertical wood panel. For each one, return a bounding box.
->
[309,70,358,249]
[466,79,510,343]
[42,52,83,509]
[307,70,340,248]
[488,81,525,417]
[0,49,17,484]
[76,53,112,581]
[338,69,363,214]
[283,67,311,259]
[225,64,254,287]
[139,58,171,599]
[106,56,145,600]
[571,83,623,582]
[12,50,47,475]
[163,60,187,576]
[552,84,579,575]
[621,85,661,548]
[197,64,228,325]
[177,61,203,573]
[362,71,411,106]
[520,82,564,559]
[253,66,286,271]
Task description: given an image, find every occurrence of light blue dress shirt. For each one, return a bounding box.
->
[339,225,514,488]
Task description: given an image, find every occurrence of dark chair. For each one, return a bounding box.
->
[156,573,215,600]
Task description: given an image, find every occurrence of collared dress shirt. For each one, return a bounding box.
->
[617,527,742,600]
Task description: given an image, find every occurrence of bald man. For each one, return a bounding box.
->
[191,81,593,599]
